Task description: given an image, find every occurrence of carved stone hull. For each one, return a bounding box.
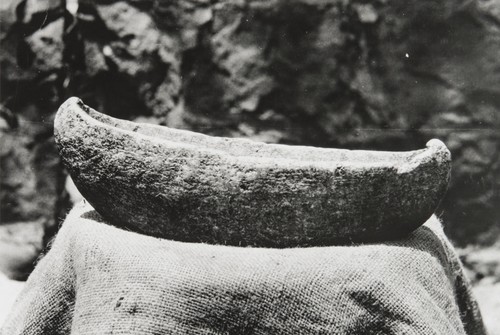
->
[54,97,451,247]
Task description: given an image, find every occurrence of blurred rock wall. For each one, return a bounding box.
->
[1,0,499,276]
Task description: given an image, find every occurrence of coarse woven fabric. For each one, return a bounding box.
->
[1,202,487,335]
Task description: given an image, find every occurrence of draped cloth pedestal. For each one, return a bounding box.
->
[1,202,487,335]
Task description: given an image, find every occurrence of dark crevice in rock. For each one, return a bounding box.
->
[181,20,235,131]
[12,1,32,70]
[125,0,154,13]
[0,105,19,129]
[14,0,26,24]
[90,72,153,119]
[60,2,153,120]
[22,7,65,36]
[12,0,65,70]
[76,3,120,42]
[62,13,86,75]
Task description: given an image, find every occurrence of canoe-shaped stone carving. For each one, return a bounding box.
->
[54,97,451,247]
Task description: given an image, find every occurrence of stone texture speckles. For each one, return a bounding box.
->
[54,98,451,247]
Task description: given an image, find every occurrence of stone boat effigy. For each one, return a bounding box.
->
[54,97,451,247]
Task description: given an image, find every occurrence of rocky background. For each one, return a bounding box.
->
[1,0,500,331]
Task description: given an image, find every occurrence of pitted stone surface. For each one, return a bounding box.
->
[54,98,451,247]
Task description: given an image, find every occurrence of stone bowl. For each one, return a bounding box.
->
[54,97,451,247]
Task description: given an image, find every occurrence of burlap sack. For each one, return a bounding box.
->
[1,202,486,334]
